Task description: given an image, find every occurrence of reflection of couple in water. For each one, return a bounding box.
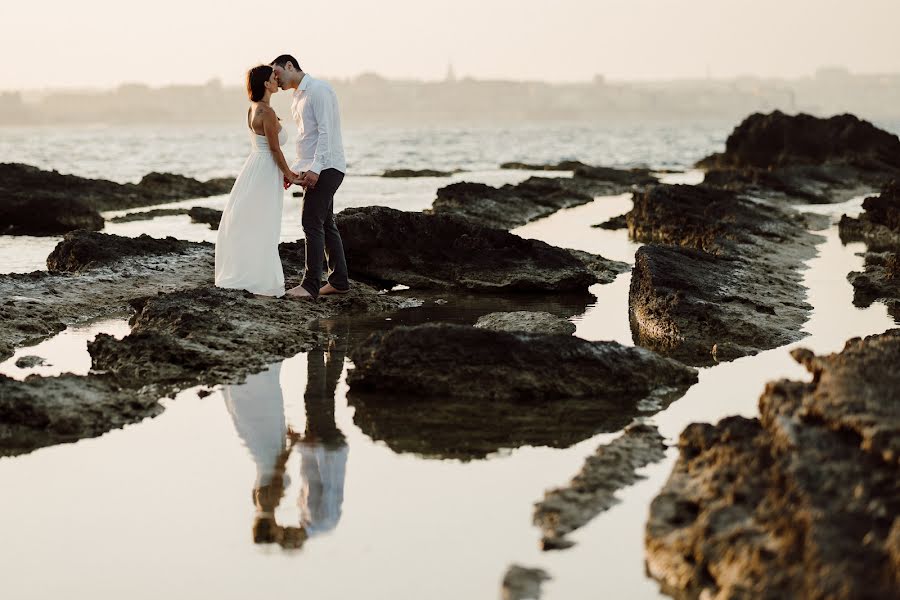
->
[223,331,348,549]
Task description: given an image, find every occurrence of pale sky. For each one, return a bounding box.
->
[3,0,900,89]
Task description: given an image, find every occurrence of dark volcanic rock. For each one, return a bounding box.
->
[348,323,697,401]
[109,208,192,223]
[646,330,900,600]
[46,230,196,273]
[535,423,667,549]
[474,311,575,335]
[839,180,900,249]
[431,168,657,230]
[698,112,900,203]
[382,168,457,177]
[14,355,48,369]
[501,565,551,600]
[500,160,589,171]
[430,179,594,229]
[699,111,900,171]
[627,185,822,364]
[188,206,223,229]
[335,206,626,292]
[0,196,104,235]
[0,162,234,216]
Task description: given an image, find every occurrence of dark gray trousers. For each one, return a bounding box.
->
[300,168,348,297]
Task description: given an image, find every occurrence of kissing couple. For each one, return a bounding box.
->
[214,54,349,300]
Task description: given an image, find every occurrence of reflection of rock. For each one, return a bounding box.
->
[534,423,666,549]
[349,387,640,460]
[474,311,575,335]
[646,330,900,600]
[187,206,223,229]
[382,168,457,177]
[432,168,656,229]
[47,230,197,273]
[839,180,900,249]
[847,251,900,321]
[698,112,900,203]
[335,206,625,292]
[592,213,627,230]
[14,355,48,368]
[348,323,697,400]
[501,565,551,600]
[0,373,162,457]
[627,185,822,365]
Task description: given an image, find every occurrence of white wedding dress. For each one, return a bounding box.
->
[215,122,288,297]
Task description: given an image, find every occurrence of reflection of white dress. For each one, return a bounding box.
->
[224,364,287,487]
[215,126,288,297]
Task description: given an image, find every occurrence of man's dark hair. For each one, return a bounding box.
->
[270,54,301,71]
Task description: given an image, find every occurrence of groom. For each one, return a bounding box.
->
[271,54,349,299]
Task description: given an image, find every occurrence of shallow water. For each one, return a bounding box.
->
[0,175,894,598]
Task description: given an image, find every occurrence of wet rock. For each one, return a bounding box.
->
[348,323,697,401]
[187,206,223,229]
[645,330,900,600]
[46,230,196,273]
[109,208,192,223]
[14,355,48,369]
[0,235,214,363]
[534,423,667,549]
[430,179,595,229]
[500,160,588,171]
[432,168,657,230]
[592,213,628,230]
[501,565,551,600]
[698,112,900,202]
[839,180,900,249]
[335,206,626,292]
[627,185,822,365]
[0,196,104,235]
[0,162,234,214]
[382,168,458,177]
[474,311,575,335]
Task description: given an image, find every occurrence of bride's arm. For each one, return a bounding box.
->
[262,110,299,182]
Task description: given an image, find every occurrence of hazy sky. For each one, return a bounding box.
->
[4,0,900,89]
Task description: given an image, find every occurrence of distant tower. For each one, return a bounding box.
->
[445,62,457,83]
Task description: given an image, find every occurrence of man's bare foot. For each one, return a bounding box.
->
[286,285,314,299]
[319,283,350,296]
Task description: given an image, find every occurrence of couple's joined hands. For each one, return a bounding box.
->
[283,170,319,191]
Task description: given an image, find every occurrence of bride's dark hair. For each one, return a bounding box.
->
[246,65,274,102]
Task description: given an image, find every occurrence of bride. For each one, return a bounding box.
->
[215,65,302,297]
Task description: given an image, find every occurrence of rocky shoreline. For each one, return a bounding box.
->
[645,330,900,599]
[0,163,233,235]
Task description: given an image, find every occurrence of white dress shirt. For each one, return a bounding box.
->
[290,74,347,175]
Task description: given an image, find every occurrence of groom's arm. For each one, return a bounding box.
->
[307,86,337,178]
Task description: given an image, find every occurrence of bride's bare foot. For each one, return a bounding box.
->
[319,283,350,296]
[285,285,314,299]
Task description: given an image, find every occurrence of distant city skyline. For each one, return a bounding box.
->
[4,0,900,90]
